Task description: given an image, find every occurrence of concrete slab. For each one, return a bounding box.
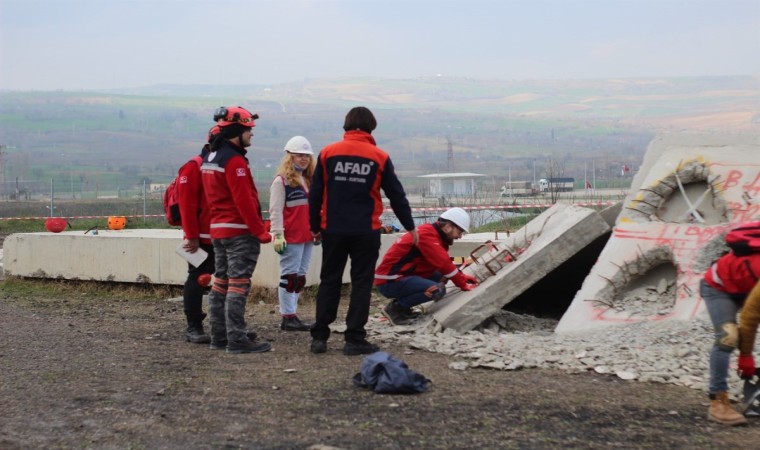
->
[556,132,760,333]
[2,229,431,288]
[425,203,610,332]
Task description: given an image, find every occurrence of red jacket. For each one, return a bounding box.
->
[201,141,267,240]
[177,153,211,244]
[309,130,415,235]
[374,223,458,286]
[704,252,760,295]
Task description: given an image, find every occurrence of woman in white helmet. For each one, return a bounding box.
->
[268,136,317,331]
[374,207,479,325]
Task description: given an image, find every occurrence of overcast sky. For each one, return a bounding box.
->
[1,0,758,91]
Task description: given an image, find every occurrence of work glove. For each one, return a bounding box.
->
[738,354,756,379]
[197,273,213,287]
[257,232,273,244]
[273,233,288,254]
[450,271,478,291]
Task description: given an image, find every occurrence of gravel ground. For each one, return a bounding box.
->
[1,279,759,450]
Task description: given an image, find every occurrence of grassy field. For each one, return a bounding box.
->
[1,75,755,201]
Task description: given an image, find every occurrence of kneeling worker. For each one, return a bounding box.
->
[375,207,479,325]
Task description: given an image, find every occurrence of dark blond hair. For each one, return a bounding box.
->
[276,152,315,188]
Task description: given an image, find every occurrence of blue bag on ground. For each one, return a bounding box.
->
[352,351,431,394]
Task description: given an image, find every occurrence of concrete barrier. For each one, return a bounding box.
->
[2,229,484,288]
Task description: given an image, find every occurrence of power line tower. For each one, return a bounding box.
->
[446,137,455,173]
[0,144,5,196]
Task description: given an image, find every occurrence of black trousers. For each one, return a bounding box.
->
[183,242,215,324]
[310,232,381,343]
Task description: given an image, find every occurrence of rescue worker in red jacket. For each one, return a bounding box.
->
[701,233,760,425]
[308,106,417,356]
[177,125,218,344]
[201,106,272,354]
[375,207,479,325]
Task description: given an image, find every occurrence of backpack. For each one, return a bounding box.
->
[725,221,760,256]
[163,156,202,227]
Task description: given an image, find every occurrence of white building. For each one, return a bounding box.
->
[418,173,485,196]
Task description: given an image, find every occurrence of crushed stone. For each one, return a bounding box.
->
[368,310,746,401]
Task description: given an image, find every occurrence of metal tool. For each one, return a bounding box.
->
[742,368,760,417]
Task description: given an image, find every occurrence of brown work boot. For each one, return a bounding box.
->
[708,392,747,426]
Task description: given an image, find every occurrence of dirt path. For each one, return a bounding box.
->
[1,280,758,449]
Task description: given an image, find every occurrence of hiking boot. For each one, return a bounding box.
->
[209,340,227,351]
[310,339,327,354]
[209,330,258,350]
[185,322,211,344]
[708,392,747,426]
[343,339,379,356]
[226,338,272,354]
[382,301,420,326]
[281,316,312,331]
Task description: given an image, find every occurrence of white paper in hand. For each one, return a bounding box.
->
[175,244,208,268]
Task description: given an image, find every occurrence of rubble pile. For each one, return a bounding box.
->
[368,311,747,400]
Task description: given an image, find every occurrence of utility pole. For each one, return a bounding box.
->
[446,137,454,173]
[0,144,5,196]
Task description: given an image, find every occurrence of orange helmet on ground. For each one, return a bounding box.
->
[215,106,258,128]
[107,216,127,230]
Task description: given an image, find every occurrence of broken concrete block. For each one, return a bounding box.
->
[427,203,610,332]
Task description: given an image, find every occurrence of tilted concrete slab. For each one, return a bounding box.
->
[4,229,392,288]
[556,132,760,333]
[425,203,610,332]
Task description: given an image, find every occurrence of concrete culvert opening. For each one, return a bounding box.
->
[502,231,611,320]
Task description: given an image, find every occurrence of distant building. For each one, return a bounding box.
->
[418,172,485,196]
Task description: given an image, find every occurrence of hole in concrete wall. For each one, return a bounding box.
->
[504,231,610,320]
[611,262,678,317]
[585,246,678,319]
[657,180,724,225]
[620,159,728,224]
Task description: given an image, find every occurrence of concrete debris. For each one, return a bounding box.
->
[368,312,746,400]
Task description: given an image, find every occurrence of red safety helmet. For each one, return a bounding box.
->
[207,125,221,142]
[215,106,258,128]
[45,217,68,233]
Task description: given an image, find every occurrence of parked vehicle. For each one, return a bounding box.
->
[499,181,538,197]
[538,178,574,193]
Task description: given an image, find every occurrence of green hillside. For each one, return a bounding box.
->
[0,75,756,202]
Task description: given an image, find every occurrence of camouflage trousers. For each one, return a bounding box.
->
[208,234,261,342]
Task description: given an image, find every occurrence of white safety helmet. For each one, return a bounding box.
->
[439,207,470,233]
[283,136,313,155]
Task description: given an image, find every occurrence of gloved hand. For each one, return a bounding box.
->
[738,354,756,379]
[258,232,273,244]
[450,271,478,291]
[273,233,288,254]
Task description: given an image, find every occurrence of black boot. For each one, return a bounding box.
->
[209,330,258,350]
[382,300,420,326]
[185,321,211,344]
[227,338,272,354]
[281,316,312,331]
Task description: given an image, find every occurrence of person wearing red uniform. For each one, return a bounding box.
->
[177,125,219,344]
[201,106,272,355]
[268,136,316,331]
[375,208,479,325]
[308,106,417,355]
[701,224,760,425]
